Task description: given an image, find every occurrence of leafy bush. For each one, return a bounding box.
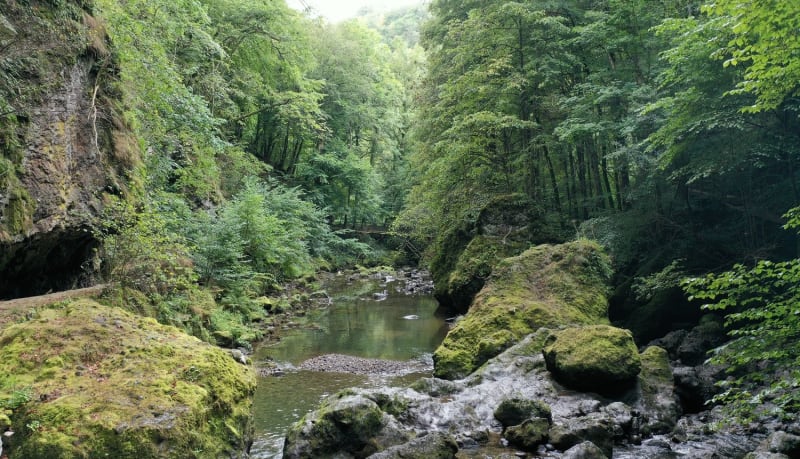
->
[683,208,800,423]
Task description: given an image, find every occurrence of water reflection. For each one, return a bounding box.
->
[251,276,447,458]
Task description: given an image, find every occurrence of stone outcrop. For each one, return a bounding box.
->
[0,0,137,298]
[429,194,564,313]
[0,299,256,457]
[433,240,612,379]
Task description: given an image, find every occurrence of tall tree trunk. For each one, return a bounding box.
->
[576,145,588,219]
[543,145,562,214]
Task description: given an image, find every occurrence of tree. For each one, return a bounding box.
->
[702,0,800,112]
[683,208,800,423]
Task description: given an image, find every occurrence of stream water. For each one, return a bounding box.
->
[249,273,448,458]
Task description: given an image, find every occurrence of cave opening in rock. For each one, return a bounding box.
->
[0,228,99,300]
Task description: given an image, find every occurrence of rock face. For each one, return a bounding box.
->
[542,325,641,395]
[0,300,256,458]
[433,240,612,379]
[429,195,564,313]
[0,0,136,298]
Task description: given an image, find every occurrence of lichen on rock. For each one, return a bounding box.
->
[0,299,256,458]
[433,240,612,379]
[542,325,641,395]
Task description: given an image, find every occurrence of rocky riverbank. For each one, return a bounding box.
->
[281,242,800,458]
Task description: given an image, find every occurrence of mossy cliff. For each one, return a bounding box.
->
[0,0,138,298]
[429,195,565,313]
[433,240,612,379]
[0,299,256,458]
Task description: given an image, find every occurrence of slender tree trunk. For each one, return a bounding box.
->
[543,145,562,214]
[601,156,614,209]
[576,145,588,219]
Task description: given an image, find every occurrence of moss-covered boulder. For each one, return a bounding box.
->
[0,300,256,458]
[433,240,612,379]
[494,398,552,428]
[635,346,679,433]
[542,325,641,395]
[283,392,397,458]
[505,417,551,451]
[430,195,564,313]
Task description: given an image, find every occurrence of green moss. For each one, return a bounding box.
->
[0,299,256,458]
[430,194,555,311]
[433,240,612,379]
[4,186,36,235]
[494,398,552,428]
[504,417,550,451]
[542,325,641,394]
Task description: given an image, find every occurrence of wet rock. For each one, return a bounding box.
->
[758,431,800,457]
[549,412,618,458]
[744,453,790,459]
[543,325,641,395]
[367,431,458,459]
[673,364,722,414]
[283,393,396,458]
[677,315,725,366]
[409,377,461,397]
[229,348,249,365]
[632,346,680,434]
[562,440,609,459]
[434,241,612,379]
[505,418,551,451]
[494,398,552,427]
[647,329,688,361]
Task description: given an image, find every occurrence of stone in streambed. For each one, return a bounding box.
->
[494,398,552,428]
[368,431,458,459]
[562,440,609,459]
[504,417,551,451]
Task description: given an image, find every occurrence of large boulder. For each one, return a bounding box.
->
[433,240,612,379]
[429,195,564,313]
[542,325,641,395]
[0,300,256,458]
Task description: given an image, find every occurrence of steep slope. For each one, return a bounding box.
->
[0,0,137,298]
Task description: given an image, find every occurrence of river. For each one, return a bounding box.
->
[249,271,448,458]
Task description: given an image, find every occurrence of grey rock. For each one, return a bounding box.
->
[367,432,457,459]
[505,417,551,452]
[563,441,609,459]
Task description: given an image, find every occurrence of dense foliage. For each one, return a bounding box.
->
[683,204,800,423]
[44,0,428,344]
[3,0,798,424]
[398,0,800,421]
